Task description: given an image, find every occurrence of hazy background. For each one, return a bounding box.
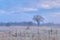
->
[0,0,60,24]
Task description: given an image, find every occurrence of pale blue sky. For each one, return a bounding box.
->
[0,0,60,24]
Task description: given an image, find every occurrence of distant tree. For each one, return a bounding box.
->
[27,22,33,26]
[33,15,44,40]
[6,23,11,27]
[33,15,44,26]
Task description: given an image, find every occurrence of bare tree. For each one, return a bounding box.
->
[33,15,44,26]
[33,15,44,40]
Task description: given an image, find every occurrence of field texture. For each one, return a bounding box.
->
[0,26,60,40]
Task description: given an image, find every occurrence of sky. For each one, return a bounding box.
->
[0,0,60,24]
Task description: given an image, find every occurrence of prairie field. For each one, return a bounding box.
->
[0,26,60,40]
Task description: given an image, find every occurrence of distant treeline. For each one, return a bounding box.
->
[0,22,60,26]
[0,22,35,26]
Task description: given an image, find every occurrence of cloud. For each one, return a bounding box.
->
[0,0,60,14]
[28,0,60,9]
[23,8,38,11]
[43,12,60,23]
[41,4,50,9]
[52,13,60,16]
[0,10,6,14]
[41,0,60,8]
[7,7,38,13]
[48,12,60,17]
[0,7,38,14]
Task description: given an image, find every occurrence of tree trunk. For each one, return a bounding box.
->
[37,21,40,27]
